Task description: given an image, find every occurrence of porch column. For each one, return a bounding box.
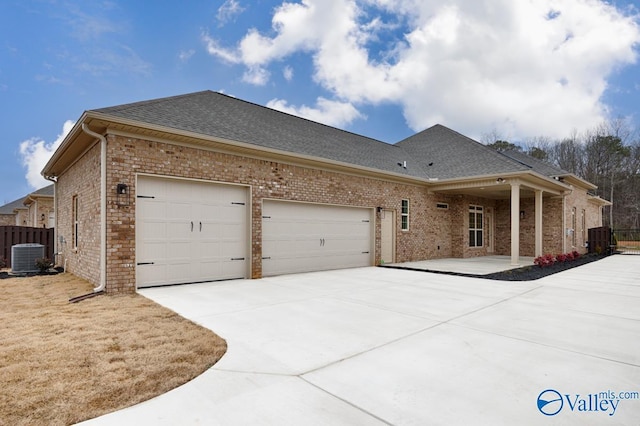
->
[510,182,520,266]
[535,190,543,257]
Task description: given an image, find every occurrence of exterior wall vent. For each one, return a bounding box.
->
[436,203,449,210]
[11,243,45,273]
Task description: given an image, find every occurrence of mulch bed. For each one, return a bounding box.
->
[380,253,611,281]
[482,253,608,281]
[0,268,63,280]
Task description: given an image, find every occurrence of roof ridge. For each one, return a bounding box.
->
[91,90,215,114]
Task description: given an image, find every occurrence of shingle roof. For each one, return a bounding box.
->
[0,196,26,214]
[394,125,529,179]
[91,91,570,182]
[0,185,54,214]
[29,184,54,197]
[497,149,570,178]
[93,91,426,178]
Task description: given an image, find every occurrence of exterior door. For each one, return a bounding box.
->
[380,209,395,264]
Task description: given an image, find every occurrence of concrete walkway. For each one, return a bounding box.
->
[80,255,640,425]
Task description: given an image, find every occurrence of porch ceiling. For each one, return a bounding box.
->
[429,174,567,199]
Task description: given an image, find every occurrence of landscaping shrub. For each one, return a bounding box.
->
[35,257,53,273]
[534,254,556,267]
[0,257,6,269]
[534,251,584,268]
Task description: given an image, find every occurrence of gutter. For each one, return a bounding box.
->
[80,124,107,293]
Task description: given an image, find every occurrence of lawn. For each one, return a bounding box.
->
[0,273,227,425]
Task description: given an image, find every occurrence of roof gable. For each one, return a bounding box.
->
[394,125,529,179]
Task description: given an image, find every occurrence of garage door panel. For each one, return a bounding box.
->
[262,201,373,276]
[137,176,248,288]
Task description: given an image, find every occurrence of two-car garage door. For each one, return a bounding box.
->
[135,175,374,287]
[136,176,249,288]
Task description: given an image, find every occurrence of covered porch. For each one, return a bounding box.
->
[429,172,569,266]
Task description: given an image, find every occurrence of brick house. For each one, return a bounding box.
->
[42,91,609,293]
[0,185,54,227]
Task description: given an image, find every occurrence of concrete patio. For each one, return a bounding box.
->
[384,254,535,275]
[80,254,640,425]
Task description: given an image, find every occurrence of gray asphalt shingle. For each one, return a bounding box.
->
[93,91,564,182]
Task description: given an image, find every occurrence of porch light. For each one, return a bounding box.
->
[520,210,525,220]
[116,183,130,206]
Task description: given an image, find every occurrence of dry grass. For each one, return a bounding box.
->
[0,273,227,425]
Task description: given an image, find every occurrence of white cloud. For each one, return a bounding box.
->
[178,49,195,62]
[20,120,75,189]
[283,65,294,81]
[202,32,241,63]
[242,66,270,85]
[205,0,640,139]
[267,97,365,128]
[217,0,245,25]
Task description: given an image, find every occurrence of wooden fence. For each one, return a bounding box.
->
[0,226,55,267]
[587,226,612,255]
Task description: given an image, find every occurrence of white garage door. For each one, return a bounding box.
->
[262,200,373,276]
[136,176,248,288]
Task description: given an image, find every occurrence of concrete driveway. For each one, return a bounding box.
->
[81,255,640,425]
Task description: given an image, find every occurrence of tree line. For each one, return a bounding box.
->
[482,119,640,229]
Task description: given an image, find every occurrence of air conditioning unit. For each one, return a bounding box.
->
[11,243,45,273]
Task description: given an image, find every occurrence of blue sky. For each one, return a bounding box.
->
[1,0,639,205]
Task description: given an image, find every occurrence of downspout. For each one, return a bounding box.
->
[44,175,58,266]
[81,124,107,293]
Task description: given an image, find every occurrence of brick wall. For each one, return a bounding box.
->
[0,214,15,226]
[494,196,565,257]
[564,186,602,253]
[100,134,460,292]
[56,143,102,287]
[25,198,54,228]
[57,132,605,293]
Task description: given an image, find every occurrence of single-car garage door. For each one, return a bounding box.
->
[262,200,373,276]
[136,175,249,288]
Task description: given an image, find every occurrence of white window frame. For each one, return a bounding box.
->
[72,195,79,250]
[469,205,483,248]
[401,199,409,231]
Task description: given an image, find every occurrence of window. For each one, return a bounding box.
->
[469,205,483,247]
[581,209,586,246]
[571,207,577,247]
[401,199,409,231]
[72,195,79,249]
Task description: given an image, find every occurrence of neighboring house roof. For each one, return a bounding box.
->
[0,196,26,214]
[0,185,54,214]
[30,184,54,197]
[23,184,54,206]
